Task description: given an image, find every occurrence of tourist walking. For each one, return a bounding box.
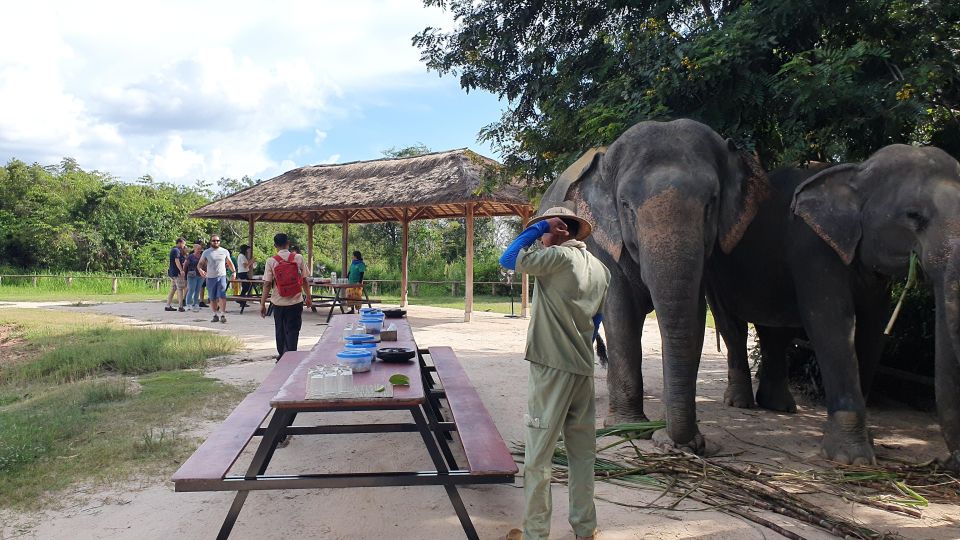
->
[499,207,610,540]
[165,237,187,312]
[184,242,205,312]
[260,233,312,358]
[198,235,235,323]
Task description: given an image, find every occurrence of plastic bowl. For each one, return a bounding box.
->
[376,347,416,363]
[336,349,373,372]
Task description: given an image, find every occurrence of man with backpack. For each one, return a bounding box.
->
[260,233,312,358]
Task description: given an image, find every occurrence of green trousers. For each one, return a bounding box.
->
[523,362,597,540]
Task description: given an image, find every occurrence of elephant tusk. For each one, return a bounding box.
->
[884,252,919,335]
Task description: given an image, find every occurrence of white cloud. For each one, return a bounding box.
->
[322,154,341,164]
[0,0,456,183]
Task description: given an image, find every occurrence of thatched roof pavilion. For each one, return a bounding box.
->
[191,149,534,321]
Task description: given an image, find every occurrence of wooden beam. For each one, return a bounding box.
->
[464,202,475,322]
[520,206,531,318]
[401,208,410,307]
[306,222,314,275]
[247,217,256,259]
[341,213,349,278]
[409,206,432,221]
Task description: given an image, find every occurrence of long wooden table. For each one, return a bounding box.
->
[188,315,510,539]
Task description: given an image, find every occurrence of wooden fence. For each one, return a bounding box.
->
[0,274,532,298]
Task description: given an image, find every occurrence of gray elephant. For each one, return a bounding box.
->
[538,119,768,452]
[706,144,960,468]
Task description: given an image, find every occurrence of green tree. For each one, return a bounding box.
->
[415,0,960,183]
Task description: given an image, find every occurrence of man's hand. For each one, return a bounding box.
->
[304,296,313,308]
[546,217,570,240]
[259,302,267,318]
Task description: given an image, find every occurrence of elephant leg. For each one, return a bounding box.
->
[754,325,798,413]
[854,287,890,401]
[795,268,875,465]
[935,280,960,472]
[714,312,754,408]
[603,267,650,426]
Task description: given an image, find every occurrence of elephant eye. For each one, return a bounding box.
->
[905,210,928,231]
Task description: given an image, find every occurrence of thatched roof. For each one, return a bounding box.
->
[191,149,532,223]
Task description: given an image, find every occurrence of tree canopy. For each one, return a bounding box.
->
[415,0,960,184]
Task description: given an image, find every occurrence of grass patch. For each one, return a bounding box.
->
[0,309,241,384]
[0,273,167,302]
[0,371,244,508]
[0,308,245,509]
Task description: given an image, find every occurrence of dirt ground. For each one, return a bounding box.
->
[1,300,958,540]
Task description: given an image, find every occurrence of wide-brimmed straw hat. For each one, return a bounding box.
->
[529,206,593,241]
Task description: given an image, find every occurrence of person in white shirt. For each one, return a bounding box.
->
[198,235,236,323]
[236,244,257,306]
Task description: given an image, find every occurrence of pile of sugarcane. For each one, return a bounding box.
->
[512,422,960,540]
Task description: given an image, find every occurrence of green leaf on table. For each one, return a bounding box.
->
[374,385,386,393]
[389,374,410,386]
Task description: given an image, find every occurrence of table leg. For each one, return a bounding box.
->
[410,407,478,540]
[326,288,339,323]
[216,409,296,539]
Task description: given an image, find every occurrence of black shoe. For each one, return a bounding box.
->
[199,302,208,307]
[277,435,291,448]
[178,307,185,312]
[164,306,176,311]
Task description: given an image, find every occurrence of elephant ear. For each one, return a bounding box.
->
[537,147,623,262]
[791,163,862,265]
[718,141,771,254]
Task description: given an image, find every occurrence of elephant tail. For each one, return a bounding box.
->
[596,334,608,367]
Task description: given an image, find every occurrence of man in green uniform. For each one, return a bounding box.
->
[499,206,610,540]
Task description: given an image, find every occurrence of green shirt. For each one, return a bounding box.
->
[347,260,367,283]
[516,243,610,376]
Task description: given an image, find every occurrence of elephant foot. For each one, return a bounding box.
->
[755,382,797,413]
[652,428,707,455]
[819,411,876,466]
[937,450,960,473]
[723,382,756,409]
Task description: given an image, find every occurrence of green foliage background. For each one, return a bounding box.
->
[415,0,960,184]
[0,154,520,284]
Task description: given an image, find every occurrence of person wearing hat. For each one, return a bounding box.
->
[499,206,610,540]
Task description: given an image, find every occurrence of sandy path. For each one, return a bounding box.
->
[0,300,957,539]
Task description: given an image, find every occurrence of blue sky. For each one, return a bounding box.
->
[0,1,507,184]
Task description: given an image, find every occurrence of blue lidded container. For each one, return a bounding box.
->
[336,349,373,372]
[359,316,384,335]
[344,333,376,343]
[345,341,378,353]
[359,308,382,317]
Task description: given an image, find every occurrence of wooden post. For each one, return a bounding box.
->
[465,203,474,322]
[66,277,73,286]
[112,278,119,294]
[247,217,255,257]
[491,283,496,296]
[341,213,349,278]
[451,282,457,296]
[33,276,37,287]
[155,279,160,290]
[520,206,531,318]
[401,209,409,307]
[306,222,315,275]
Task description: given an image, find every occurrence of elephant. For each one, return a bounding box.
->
[705,144,960,468]
[538,119,769,452]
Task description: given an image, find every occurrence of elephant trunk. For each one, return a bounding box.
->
[934,243,960,461]
[638,223,707,448]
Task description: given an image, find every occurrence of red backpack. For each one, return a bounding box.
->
[272,254,302,297]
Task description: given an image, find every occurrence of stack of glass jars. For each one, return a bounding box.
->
[308,365,355,396]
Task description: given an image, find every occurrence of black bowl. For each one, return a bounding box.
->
[383,308,407,319]
[377,347,416,363]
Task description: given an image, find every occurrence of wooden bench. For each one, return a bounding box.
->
[223,295,259,314]
[171,354,300,492]
[426,346,518,478]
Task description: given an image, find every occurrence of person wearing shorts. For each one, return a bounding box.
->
[199,235,236,323]
[165,238,187,312]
